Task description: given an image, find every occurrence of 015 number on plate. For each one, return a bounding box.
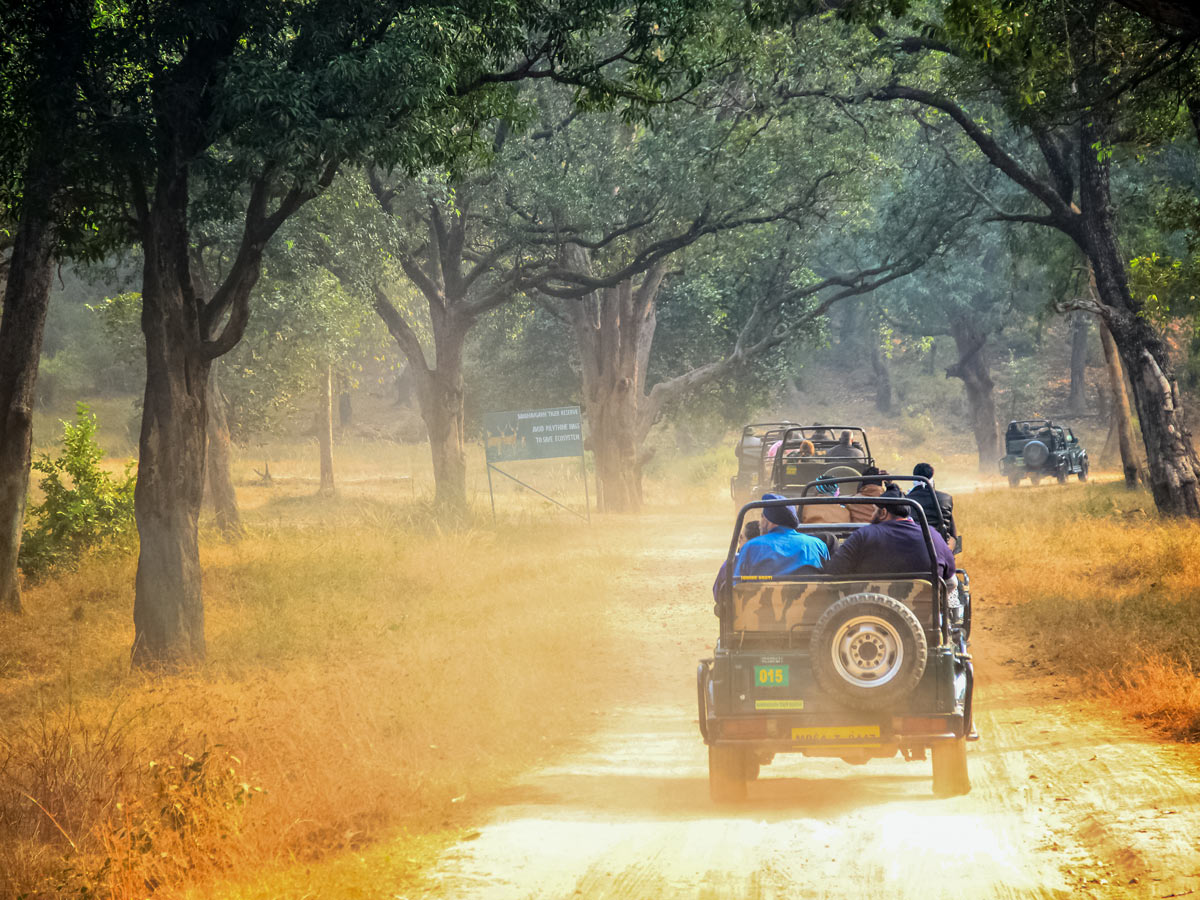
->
[754,664,789,687]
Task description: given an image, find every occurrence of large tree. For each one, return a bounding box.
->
[512,88,970,509]
[843,0,1200,514]
[78,0,716,664]
[0,0,95,613]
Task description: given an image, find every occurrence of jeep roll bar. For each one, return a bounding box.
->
[723,487,948,645]
[769,426,872,486]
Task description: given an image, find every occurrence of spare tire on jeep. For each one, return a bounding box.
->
[1022,439,1049,468]
[810,593,928,711]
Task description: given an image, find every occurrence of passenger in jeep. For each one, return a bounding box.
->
[821,487,954,578]
[734,493,828,578]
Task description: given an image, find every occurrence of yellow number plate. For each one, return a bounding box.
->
[755,699,805,710]
[791,725,880,742]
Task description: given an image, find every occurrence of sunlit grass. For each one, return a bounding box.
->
[959,478,1200,740]
[0,485,657,898]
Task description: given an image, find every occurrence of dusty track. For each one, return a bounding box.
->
[414,513,1200,899]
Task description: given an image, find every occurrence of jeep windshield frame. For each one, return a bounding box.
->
[768,426,872,488]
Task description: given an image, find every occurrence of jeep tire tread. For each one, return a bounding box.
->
[810,593,928,712]
[932,737,970,797]
[708,745,748,802]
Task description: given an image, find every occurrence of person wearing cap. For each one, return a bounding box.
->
[800,475,851,523]
[907,462,957,550]
[822,485,954,579]
[733,493,829,579]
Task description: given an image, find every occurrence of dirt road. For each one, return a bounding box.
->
[414,514,1200,899]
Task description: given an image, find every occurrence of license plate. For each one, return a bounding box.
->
[756,699,804,710]
[754,664,789,687]
[791,724,880,742]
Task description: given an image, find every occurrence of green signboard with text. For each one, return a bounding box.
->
[483,406,584,463]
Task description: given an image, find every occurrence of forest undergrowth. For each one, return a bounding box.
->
[962,479,1200,742]
[0,490,655,899]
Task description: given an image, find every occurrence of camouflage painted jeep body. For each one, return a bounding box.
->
[698,489,975,801]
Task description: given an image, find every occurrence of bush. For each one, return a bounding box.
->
[20,403,136,580]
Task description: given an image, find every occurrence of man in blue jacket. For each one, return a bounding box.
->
[734,493,829,579]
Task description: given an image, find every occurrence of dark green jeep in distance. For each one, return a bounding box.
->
[1000,419,1089,486]
[698,483,975,801]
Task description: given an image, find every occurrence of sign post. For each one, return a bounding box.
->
[483,406,589,521]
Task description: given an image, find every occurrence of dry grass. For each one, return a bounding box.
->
[0,488,654,899]
[958,477,1200,741]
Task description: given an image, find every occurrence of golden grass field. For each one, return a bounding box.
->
[1,419,1197,899]
[0,465,664,899]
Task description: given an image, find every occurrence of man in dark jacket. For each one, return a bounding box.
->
[828,430,866,460]
[822,486,955,579]
[907,462,957,550]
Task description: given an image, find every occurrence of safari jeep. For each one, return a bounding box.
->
[731,421,799,508]
[698,481,975,801]
[768,425,874,496]
[1000,419,1089,486]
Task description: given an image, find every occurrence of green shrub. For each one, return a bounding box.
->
[20,403,136,580]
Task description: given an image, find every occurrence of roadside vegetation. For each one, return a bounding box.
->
[0,477,653,898]
[965,481,1200,742]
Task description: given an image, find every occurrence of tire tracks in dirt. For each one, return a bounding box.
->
[412,513,1200,899]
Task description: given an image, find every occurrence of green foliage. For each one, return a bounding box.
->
[20,404,136,581]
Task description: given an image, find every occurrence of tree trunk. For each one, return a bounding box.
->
[133,232,211,666]
[947,316,1000,471]
[1077,119,1199,512]
[205,366,242,535]
[870,339,892,414]
[317,364,335,495]
[1067,312,1089,414]
[1096,316,1142,487]
[0,163,59,614]
[569,271,662,514]
[0,4,88,614]
[414,366,467,510]
[587,378,644,514]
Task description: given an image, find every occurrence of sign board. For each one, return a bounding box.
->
[483,406,583,463]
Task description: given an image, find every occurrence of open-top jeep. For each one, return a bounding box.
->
[1000,419,1089,487]
[698,479,975,801]
[731,422,799,508]
[768,425,874,496]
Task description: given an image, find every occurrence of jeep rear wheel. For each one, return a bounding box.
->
[708,745,748,802]
[932,737,970,797]
[1056,468,1068,484]
[810,593,928,711]
[1007,473,1021,488]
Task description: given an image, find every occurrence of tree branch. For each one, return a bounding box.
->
[867,84,1080,231]
[371,282,430,372]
